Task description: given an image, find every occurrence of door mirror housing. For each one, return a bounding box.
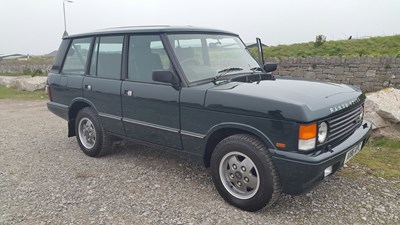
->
[152,70,179,85]
[263,63,277,73]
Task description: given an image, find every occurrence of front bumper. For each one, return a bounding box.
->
[271,120,372,195]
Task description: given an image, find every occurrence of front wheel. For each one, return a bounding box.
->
[210,134,281,212]
[75,107,112,157]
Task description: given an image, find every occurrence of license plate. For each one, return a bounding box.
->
[344,142,363,164]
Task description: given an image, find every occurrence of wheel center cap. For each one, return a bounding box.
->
[235,171,242,179]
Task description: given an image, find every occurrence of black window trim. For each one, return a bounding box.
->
[59,38,72,74]
[85,37,96,76]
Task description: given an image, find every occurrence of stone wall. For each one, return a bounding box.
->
[267,56,400,93]
[0,59,54,74]
[1,56,399,93]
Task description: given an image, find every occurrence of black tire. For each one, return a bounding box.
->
[75,107,113,157]
[210,134,281,212]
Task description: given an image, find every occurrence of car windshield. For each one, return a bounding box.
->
[167,34,260,83]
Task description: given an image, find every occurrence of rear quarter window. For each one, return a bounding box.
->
[61,37,92,75]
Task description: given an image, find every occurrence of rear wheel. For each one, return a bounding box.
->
[75,107,113,157]
[210,134,281,211]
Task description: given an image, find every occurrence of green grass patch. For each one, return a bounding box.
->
[0,71,47,77]
[0,72,24,77]
[0,85,47,100]
[249,35,400,58]
[350,138,400,179]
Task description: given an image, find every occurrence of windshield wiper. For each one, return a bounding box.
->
[213,67,243,84]
[250,67,263,73]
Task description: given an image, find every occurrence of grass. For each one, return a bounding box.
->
[0,85,47,100]
[249,35,400,58]
[0,72,28,77]
[0,72,47,77]
[349,138,400,180]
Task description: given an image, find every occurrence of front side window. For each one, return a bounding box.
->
[168,34,259,83]
[89,36,124,79]
[62,38,91,75]
[128,35,171,82]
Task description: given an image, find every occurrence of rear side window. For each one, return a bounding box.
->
[89,36,124,79]
[62,38,91,75]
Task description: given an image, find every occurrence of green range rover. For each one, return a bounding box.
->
[47,26,372,211]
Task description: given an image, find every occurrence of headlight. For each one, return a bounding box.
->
[318,122,328,144]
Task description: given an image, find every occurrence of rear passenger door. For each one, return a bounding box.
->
[83,35,125,136]
[121,34,182,149]
[51,38,91,107]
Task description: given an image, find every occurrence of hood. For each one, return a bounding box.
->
[204,78,365,122]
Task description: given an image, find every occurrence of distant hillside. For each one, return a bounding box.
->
[251,35,400,58]
[44,50,58,58]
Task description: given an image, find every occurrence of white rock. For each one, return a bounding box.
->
[365,88,400,140]
[0,75,47,91]
[0,76,16,87]
[366,88,400,123]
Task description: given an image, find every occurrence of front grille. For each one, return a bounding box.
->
[326,104,363,145]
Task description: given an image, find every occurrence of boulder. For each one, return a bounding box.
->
[0,76,16,87]
[0,76,47,91]
[364,88,400,140]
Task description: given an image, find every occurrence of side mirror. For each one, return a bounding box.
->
[152,70,179,85]
[263,63,277,73]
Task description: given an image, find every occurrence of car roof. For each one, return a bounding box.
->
[64,25,238,39]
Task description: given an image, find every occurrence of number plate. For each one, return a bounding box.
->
[344,142,363,164]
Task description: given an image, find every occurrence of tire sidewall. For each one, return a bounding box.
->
[211,136,275,211]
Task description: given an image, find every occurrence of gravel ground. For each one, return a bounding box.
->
[0,100,399,225]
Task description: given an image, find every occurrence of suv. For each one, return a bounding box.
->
[47,26,371,211]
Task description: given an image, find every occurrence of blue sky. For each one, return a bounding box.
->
[1,0,399,55]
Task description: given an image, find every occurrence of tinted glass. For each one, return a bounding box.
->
[94,36,124,79]
[62,38,91,75]
[128,35,171,82]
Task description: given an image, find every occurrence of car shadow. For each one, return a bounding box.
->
[103,140,321,214]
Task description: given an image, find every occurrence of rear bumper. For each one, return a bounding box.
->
[272,120,372,195]
[47,102,69,121]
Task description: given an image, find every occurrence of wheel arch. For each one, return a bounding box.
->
[67,98,98,137]
[203,123,276,167]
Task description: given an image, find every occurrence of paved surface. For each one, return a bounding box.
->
[0,100,399,225]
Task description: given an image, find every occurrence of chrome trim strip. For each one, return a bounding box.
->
[181,130,206,139]
[122,118,179,133]
[98,112,122,121]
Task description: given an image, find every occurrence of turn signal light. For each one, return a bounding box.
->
[299,123,317,140]
[298,123,317,151]
[275,143,286,149]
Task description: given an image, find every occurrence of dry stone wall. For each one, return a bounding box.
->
[267,56,400,93]
[0,59,53,74]
[1,56,400,92]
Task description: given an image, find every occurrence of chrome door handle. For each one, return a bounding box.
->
[84,84,92,90]
[125,90,133,96]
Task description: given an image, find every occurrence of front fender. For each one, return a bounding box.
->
[205,122,277,150]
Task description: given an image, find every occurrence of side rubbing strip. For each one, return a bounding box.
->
[99,112,122,121]
[181,130,206,139]
[123,118,179,133]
